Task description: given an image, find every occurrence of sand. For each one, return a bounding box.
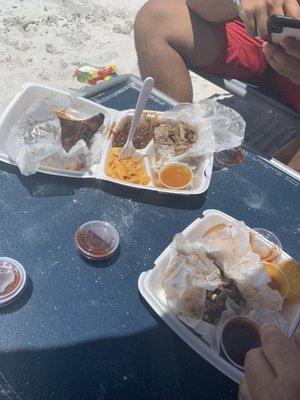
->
[0,0,226,113]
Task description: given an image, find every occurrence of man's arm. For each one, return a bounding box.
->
[187,0,238,22]
[188,0,300,38]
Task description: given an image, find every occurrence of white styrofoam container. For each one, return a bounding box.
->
[0,84,214,195]
[97,109,214,195]
[0,83,116,178]
[138,209,300,383]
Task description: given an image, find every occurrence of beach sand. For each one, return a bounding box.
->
[0,0,226,113]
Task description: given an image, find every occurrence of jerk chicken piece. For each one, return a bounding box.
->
[56,111,105,152]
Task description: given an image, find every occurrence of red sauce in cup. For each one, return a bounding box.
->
[75,221,119,260]
[0,258,26,307]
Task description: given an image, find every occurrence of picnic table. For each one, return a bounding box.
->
[0,76,299,400]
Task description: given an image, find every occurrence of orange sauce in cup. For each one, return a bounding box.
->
[278,259,300,301]
[159,163,192,189]
[262,262,289,298]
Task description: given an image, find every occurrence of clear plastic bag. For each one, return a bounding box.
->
[163,233,223,323]
[200,221,270,288]
[153,100,246,187]
[200,221,283,311]
[5,100,62,176]
[5,99,102,176]
[154,100,245,161]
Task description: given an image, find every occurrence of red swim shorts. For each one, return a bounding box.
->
[206,20,300,113]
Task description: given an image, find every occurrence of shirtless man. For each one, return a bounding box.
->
[134,0,300,169]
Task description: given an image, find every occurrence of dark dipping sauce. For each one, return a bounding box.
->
[75,221,119,261]
[221,318,261,368]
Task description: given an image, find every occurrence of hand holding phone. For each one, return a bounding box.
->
[267,15,300,44]
[264,16,300,87]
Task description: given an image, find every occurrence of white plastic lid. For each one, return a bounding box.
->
[0,257,27,307]
[75,221,120,260]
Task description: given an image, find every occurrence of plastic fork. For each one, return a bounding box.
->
[119,77,154,159]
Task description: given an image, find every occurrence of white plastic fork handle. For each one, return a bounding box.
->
[123,77,154,150]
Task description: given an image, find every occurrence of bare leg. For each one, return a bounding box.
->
[134,0,225,102]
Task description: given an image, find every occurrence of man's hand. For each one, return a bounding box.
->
[239,326,300,400]
[263,37,300,85]
[239,0,300,38]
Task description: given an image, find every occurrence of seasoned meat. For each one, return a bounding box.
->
[57,111,105,152]
[113,114,161,149]
[154,121,198,154]
[202,278,246,325]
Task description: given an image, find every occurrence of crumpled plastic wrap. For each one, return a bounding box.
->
[163,233,223,324]
[152,100,246,187]
[154,100,245,164]
[162,224,286,351]
[200,221,283,311]
[201,221,269,287]
[41,139,97,172]
[5,100,101,176]
[5,100,62,176]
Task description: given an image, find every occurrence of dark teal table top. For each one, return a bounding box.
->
[0,77,299,400]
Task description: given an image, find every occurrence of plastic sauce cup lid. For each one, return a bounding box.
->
[75,221,120,260]
[0,257,27,307]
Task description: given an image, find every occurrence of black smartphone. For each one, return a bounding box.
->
[267,15,300,44]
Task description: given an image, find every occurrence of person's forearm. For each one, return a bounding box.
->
[187,0,238,22]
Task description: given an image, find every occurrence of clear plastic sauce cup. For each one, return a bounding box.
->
[0,257,27,307]
[220,316,261,370]
[159,162,193,190]
[75,221,119,261]
[250,228,282,264]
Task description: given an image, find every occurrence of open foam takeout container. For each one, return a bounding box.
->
[138,209,300,383]
[100,108,214,195]
[0,83,114,179]
[0,84,213,195]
